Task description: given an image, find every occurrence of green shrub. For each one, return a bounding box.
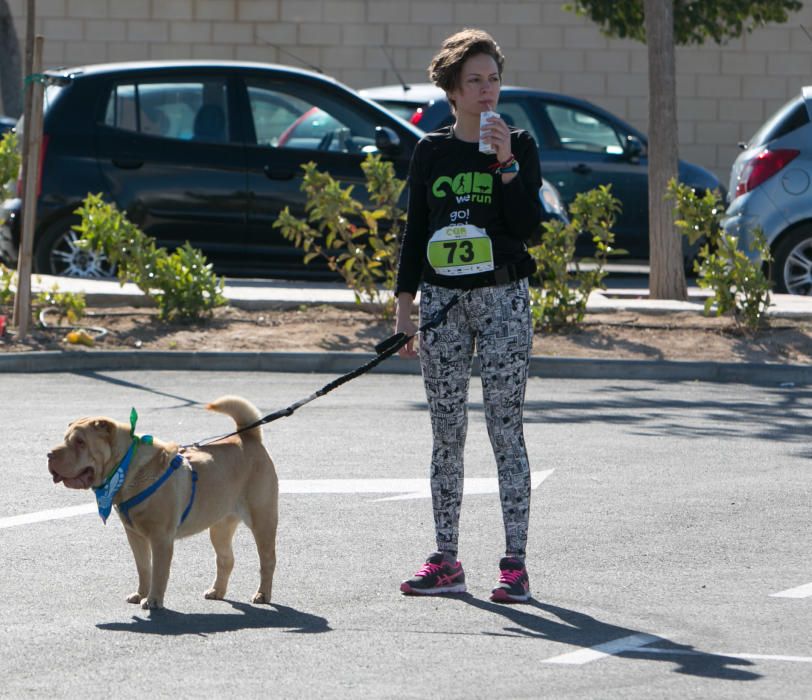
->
[0,131,20,202]
[34,284,87,324]
[668,179,771,330]
[0,262,14,306]
[529,185,623,330]
[72,193,226,321]
[274,154,404,318]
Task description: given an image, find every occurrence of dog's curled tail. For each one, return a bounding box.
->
[206,396,264,441]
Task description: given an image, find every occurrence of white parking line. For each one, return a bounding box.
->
[0,471,554,529]
[543,633,662,665]
[0,503,96,529]
[770,582,812,599]
[635,648,812,664]
[543,638,812,667]
[720,654,812,664]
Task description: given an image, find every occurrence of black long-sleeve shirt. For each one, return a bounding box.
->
[395,125,542,296]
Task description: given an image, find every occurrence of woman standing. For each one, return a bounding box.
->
[396,28,542,603]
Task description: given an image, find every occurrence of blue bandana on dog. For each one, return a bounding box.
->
[92,408,152,524]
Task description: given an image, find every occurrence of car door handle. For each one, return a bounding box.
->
[264,165,295,180]
[112,158,144,169]
[572,163,592,175]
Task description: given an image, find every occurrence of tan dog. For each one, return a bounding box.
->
[47,396,278,610]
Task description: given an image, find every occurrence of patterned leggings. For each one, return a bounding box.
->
[418,279,533,558]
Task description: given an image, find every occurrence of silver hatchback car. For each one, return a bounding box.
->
[723,87,812,295]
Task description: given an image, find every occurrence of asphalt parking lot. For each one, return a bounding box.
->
[2,369,811,698]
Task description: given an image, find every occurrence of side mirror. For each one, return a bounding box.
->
[375,126,401,155]
[539,179,569,225]
[624,134,644,161]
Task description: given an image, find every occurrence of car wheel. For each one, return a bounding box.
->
[34,218,116,278]
[772,226,812,295]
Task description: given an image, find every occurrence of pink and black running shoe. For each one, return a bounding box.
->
[490,557,531,603]
[400,552,466,595]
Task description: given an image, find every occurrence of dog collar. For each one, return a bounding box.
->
[92,408,152,524]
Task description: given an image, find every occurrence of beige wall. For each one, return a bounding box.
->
[5,0,812,180]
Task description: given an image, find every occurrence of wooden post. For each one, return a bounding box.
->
[12,34,44,338]
[645,0,687,301]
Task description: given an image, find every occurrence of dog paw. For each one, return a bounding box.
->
[204,588,224,600]
[252,591,272,605]
[140,597,163,610]
[126,592,144,604]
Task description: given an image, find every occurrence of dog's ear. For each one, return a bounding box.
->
[91,419,116,435]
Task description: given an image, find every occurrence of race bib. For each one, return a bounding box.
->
[427,224,494,276]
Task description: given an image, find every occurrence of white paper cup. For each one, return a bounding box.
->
[479,110,498,154]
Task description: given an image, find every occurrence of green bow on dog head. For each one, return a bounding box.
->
[129,408,153,445]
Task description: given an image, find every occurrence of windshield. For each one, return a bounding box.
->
[375,100,425,122]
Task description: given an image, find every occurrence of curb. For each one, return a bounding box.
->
[42,289,812,320]
[1,350,809,386]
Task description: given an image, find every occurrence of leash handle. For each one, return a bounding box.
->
[374,291,462,356]
[374,332,407,356]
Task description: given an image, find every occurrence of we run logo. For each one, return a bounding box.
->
[432,172,493,204]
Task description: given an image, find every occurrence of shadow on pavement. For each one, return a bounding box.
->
[520,384,812,445]
[456,596,760,681]
[75,370,202,408]
[96,600,331,636]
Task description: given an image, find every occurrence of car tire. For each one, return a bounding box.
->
[34,217,116,278]
[772,225,812,296]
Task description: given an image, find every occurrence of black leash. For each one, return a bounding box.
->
[186,292,464,448]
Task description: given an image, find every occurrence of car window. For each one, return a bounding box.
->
[544,104,624,154]
[497,100,540,144]
[245,80,379,154]
[103,80,230,143]
[747,95,809,147]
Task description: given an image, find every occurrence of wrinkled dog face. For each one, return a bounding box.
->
[48,418,117,490]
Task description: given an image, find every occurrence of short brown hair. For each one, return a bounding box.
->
[428,28,505,107]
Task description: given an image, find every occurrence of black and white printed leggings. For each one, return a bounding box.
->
[419,278,533,558]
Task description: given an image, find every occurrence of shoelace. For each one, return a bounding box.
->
[415,562,444,577]
[499,568,525,584]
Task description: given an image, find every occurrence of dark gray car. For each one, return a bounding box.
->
[0,61,421,279]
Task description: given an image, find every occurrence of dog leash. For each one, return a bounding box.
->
[186,291,466,449]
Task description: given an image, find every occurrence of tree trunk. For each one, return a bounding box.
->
[645,0,686,300]
[0,0,23,117]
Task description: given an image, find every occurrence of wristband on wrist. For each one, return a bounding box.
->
[495,154,518,174]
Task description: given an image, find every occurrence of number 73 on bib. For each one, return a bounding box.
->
[426,224,495,276]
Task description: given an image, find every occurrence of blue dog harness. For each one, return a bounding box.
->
[92,408,198,526]
[117,453,198,527]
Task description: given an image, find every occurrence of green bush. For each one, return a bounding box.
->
[0,131,20,202]
[34,284,87,325]
[529,185,623,330]
[72,193,226,321]
[274,154,404,318]
[0,262,14,306]
[668,179,771,330]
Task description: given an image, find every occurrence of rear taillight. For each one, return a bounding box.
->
[37,133,49,197]
[734,148,800,199]
[409,108,424,126]
[15,133,48,199]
